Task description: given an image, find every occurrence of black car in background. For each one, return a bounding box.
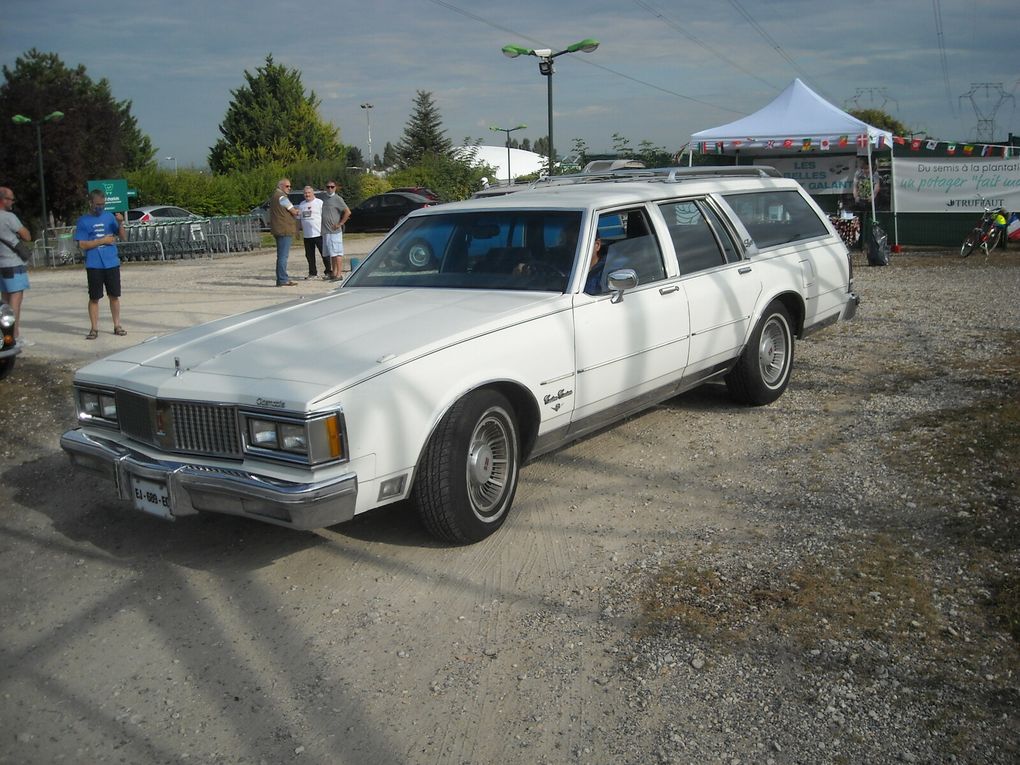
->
[344,192,436,233]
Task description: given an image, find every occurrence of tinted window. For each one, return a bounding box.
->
[721,190,827,249]
[658,201,726,274]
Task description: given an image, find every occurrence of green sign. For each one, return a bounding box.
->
[87,179,130,212]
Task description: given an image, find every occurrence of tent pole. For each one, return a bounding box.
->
[890,142,899,250]
[868,139,877,228]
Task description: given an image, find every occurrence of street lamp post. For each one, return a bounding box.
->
[360,103,374,169]
[501,39,598,175]
[12,110,64,258]
[165,155,178,175]
[489,124,527,185]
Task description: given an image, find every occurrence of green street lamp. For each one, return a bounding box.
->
[502,39,599,175]
[489,124,527,185]
[12,110,64,259]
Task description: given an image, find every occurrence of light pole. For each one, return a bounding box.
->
[489,124,527,185]
[12,110,64,258]
[502,39,598,175]
[360,103,374,169]
[165,155,178,175]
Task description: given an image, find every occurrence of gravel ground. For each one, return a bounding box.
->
[0,247,1017,764]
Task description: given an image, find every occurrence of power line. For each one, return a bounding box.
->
[959,83,1015,142]
[631,0,778,91]
[425,0,745,116]
[931,0,955,117]
[725,0,813,84]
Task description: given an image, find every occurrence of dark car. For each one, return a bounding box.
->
[345,192,435,233]
[250,190,328,231]
[128,205,199,223]
[389,186,440,201]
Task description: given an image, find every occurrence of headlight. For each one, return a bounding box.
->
[243,412,344,465]
[0,304,14,330]
[76,387,118,427]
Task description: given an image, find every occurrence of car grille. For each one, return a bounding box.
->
[117,391,243,459]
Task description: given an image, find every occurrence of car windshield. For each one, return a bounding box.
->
[344,210,583,292]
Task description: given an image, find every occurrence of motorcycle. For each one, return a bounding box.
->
[0,301,21,379]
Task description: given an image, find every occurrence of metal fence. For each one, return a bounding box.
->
[31,216,262,267]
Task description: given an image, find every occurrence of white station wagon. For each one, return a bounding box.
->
[62,167,858,543]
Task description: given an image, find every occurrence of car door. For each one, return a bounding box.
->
[569,207,690,432]
[658,199,762,382]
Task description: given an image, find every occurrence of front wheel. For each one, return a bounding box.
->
[985,227,1001,252]
[961,230,981,258]
[412,390,520,544]
[725,302,794,406]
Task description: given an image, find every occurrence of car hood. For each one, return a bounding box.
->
[74,289,566,407]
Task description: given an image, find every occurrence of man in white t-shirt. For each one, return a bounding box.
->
[298,186,325,279]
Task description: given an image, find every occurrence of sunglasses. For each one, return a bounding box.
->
[326,185,336,189]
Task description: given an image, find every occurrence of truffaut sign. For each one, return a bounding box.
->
[893,158,1020,213]
[86,179,130,212]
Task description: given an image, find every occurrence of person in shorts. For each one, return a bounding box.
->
[321,180,351,281]
[0,186,32,345]
[74,189,127,339]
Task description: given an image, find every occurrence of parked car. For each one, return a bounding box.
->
[128,206,199,223]
[389,186,440,201]
[249,190,327,231]
[344,192,435,233]
[0,301,21,379]
[61,167,858,544]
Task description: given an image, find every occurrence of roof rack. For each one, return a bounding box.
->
[527,165,782,189]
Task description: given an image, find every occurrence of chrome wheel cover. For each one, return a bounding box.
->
[465,408,513,520]
[758,315,790,388]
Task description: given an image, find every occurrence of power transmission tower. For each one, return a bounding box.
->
[959,83,1015,142]
[845,87,899,113]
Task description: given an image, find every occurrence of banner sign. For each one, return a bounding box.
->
[755,156,854,195]
[893,158,1020,213]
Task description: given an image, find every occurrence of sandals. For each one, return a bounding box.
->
[113,326,127,336]
[85,329,98,340]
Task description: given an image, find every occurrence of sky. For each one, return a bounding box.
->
[3,0,1018,170]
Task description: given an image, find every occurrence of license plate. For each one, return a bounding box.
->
[130,475,173,519]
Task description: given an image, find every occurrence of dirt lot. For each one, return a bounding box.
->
[1,249,1017,764]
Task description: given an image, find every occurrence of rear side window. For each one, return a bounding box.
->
[658,200,728,274]
[721,190,827,249]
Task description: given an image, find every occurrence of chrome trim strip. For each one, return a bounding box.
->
[576,336,690,374]
[690,316,748,336]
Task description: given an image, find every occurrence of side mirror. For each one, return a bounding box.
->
[607,268,638,303]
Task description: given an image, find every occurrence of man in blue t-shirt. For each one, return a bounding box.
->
[74,189,127,339]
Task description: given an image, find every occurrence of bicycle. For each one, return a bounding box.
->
[960,199,1007,258]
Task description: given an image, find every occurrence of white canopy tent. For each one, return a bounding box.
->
[691,79,894,228]
[691,78,892,152]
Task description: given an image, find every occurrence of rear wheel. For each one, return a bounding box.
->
[985,227,1001,252]
[0,356,16,380]
[961,230,981,258]
[725,302,794,406]
[412,390,520,544]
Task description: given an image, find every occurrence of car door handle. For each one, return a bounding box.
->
[659,285,680,295]
[738,266,752,274]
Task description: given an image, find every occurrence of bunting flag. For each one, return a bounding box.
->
[926,140,938,150]
[857,134,868,147]
[783,139,794,148]
[715,142,724,154]
[910,138,922,151]
[802,138,812,150]
[947,143,957,155]
[838,135,849,148]
[820,138,830,151]
[766,139,776,149]
[981,145,991,156]
[894,135,906,145]
[963,145,974,155]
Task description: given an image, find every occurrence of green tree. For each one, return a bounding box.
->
[209,54,342,174]
[533,136,549,159]
[0,49,156,229]
[848,108,909,138]
[395,90,452,167]
[345,146,365,168]
[382,141,398,168]
[611,132,632,156]
[570,137,590,166]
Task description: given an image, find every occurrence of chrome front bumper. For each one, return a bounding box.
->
[60,429,358,530]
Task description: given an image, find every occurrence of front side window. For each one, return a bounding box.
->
[721,190,828,249]
[588,208,666,293]
[344,210,583,292]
